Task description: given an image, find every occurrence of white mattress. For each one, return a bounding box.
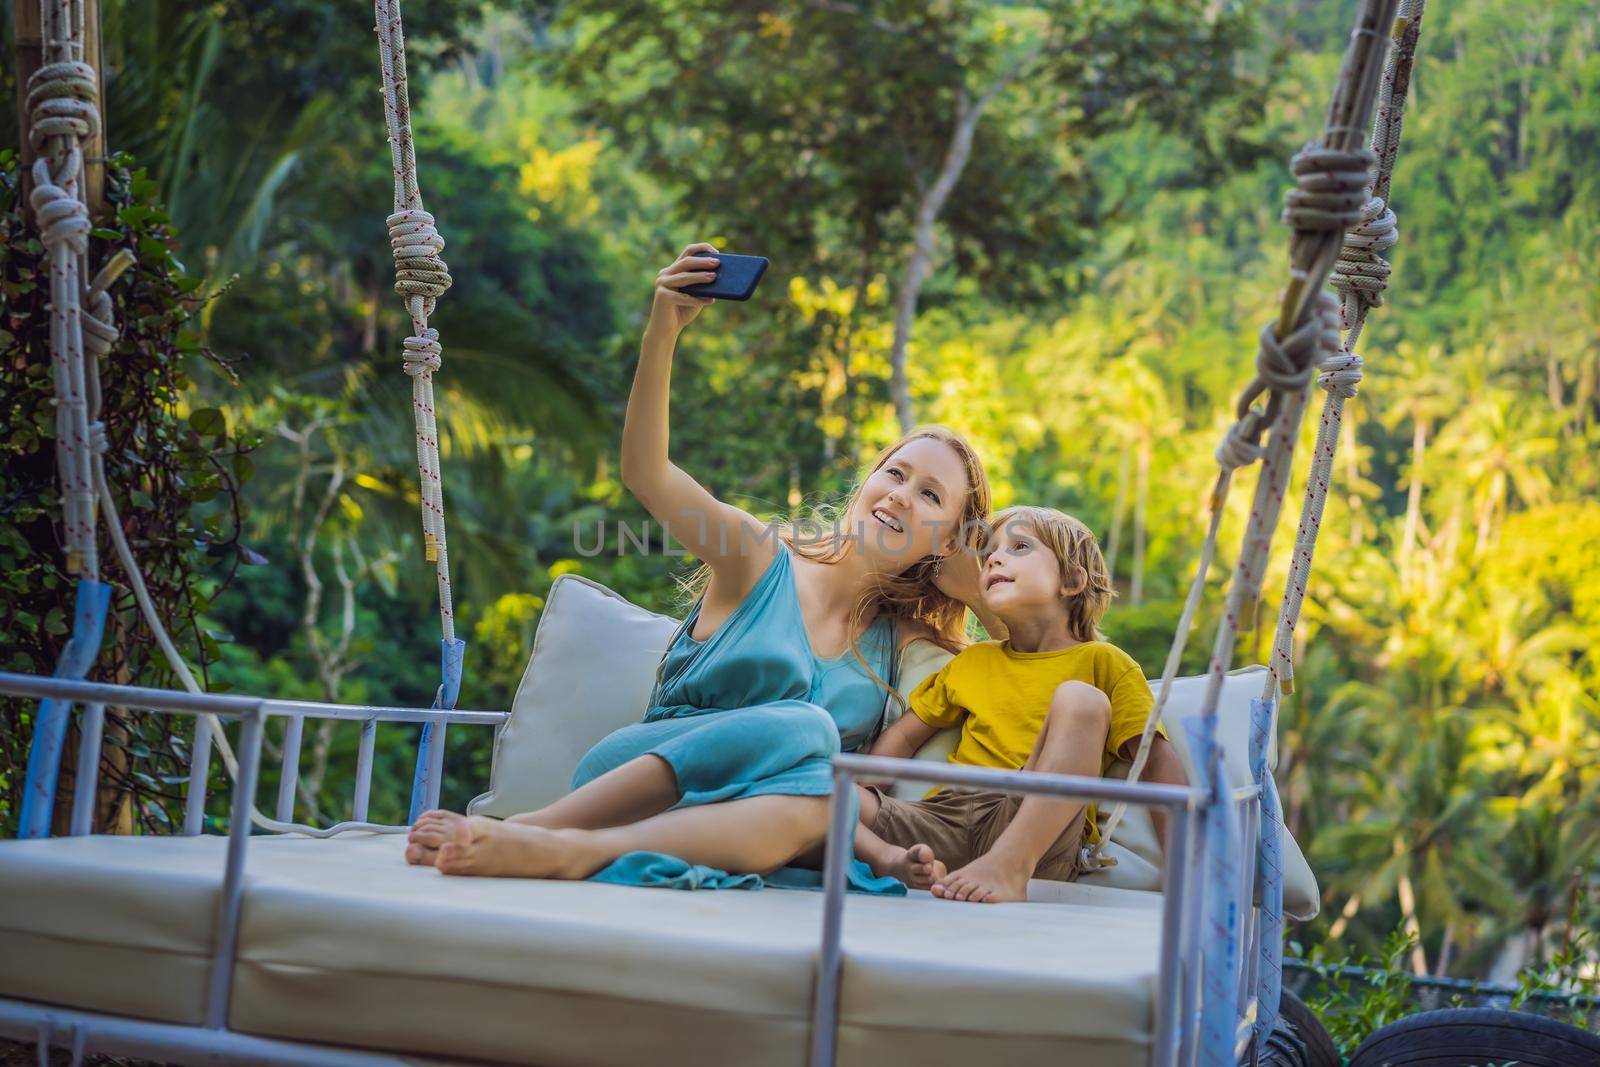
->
[0,832,1165,1066]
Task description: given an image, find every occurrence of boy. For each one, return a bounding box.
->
[857,506,1187,903]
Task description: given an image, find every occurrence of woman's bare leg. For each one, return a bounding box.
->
[433,794,829,879]
[406,754,679,865]
[509,754,679,829]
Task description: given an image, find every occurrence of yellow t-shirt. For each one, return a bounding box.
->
[908,639,1158,842]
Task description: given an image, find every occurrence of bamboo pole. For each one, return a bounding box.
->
[11,0,106,219]
[83,0,107,218]
[12,0,43,220]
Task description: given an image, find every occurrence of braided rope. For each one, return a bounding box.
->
[1089,1,1398,887]
[1266,0,1427,699]
[81,295,406,839]
[374,0,456,644]
[28,0,102,577]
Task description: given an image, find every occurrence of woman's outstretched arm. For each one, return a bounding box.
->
[623,242,776,592]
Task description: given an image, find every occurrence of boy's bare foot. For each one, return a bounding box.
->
[406,809,462,865]
[870,843,947,890]
[434,815,600,879]
[931,850,1030,903]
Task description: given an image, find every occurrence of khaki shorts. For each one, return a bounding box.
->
[864,785,1091,883]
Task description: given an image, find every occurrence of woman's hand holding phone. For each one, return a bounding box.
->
[651,242,720,336]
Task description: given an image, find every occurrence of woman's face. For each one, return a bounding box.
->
[847,437,971,568]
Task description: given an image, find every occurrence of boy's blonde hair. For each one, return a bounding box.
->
[991,505,1114,643]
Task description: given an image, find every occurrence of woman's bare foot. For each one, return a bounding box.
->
[869,843,947,890]
[434,815,603,879]
[406,809,463,865]
[931,850,1030,903]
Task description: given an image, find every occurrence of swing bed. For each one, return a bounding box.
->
[0,0,1427,1063]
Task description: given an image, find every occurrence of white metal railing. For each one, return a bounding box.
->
[807,753,1252,1067]
[3,671,506,839]
[0,670,504,1054]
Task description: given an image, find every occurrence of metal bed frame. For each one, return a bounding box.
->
[1,670,1277,1067]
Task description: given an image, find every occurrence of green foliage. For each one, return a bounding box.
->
[0,150,256,834]
[1297,927,1420,1056]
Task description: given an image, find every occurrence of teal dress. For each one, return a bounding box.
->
[573,548,904,894]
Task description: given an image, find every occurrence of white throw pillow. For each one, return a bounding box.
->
[468,575,681,817]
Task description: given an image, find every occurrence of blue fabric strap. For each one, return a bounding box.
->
[20,579,112,840]
[1250,697,1285,1054]
[1184,713,1244,1067]
[409,637,466,823]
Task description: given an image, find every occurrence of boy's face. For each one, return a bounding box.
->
[980,518,1068,619]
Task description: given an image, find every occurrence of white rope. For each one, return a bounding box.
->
[1089,0,1397,864]
[28,0,100,576]
[23,0,451,837]
[374,0,457,645]
[1264,0,1424,700]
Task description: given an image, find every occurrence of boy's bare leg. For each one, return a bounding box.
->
[933,681,1109,904]
[431,794,829,879]
[852,823,946,889]
[788,785,945,889]
[407,754,678,865]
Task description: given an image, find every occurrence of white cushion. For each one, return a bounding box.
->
[0,833,230,1024]
[0,832,1164,1066]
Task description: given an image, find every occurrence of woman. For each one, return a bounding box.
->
[406,242,997,890]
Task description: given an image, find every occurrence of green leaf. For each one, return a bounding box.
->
[189,408,226,435]
[43,607,67,635]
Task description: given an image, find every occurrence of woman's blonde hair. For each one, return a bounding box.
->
[991,505,1114,643]
[681,425,992,707]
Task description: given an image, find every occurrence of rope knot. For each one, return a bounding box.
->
[26,61,99,152]
[88,421,108,454]
[1317,351,1364,400]
[1216,292,1342,470]
[29,156,90,256]
[1330,196,1399,322]
[1215,410,1267,471]
[81,289,118,359]
[1253,316,1319,395]
[403,328,442,375]
[387,209,452,314]
[1282,142,1376,233]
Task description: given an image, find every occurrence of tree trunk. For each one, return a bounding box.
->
[1105,442,1131,580]
[1400,418,1427,568]
[1435,919,1456,976]
[1131,436,1150,606]
[83,0,106,219]
[12,0,43,219]
[888,90,983,432]
[1395,837,1429,975]
[13,0,106,220]
[1326,891,1362,941]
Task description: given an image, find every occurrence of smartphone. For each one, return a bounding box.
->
[682,251,769,302]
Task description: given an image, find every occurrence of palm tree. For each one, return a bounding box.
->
[1373,343,1460,570]
[1434,392,1557,552]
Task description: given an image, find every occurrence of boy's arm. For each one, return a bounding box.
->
[870,710,943,761]
[1137,735,1188,856]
